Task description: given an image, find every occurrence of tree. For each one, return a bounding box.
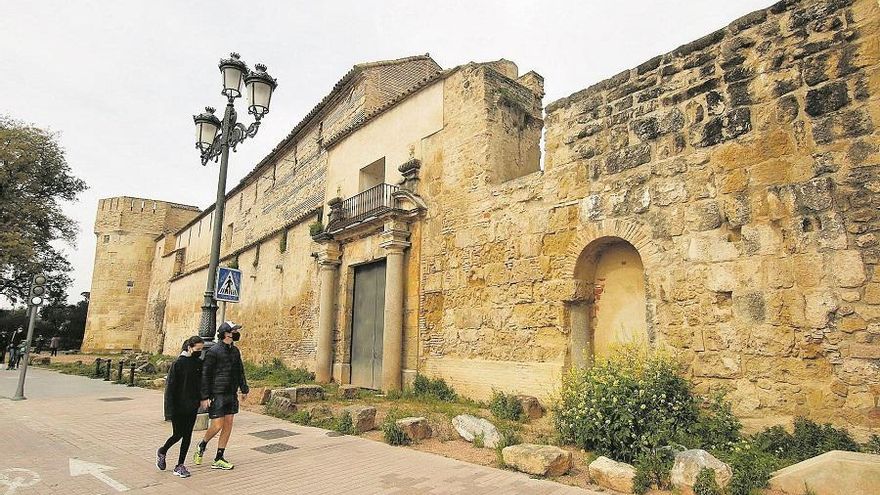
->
[0,116,86,304]
[38,294,89,348]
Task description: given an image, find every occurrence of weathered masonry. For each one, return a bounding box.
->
[83,0,880,436]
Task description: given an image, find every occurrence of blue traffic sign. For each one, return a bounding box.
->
[215,267,242,303]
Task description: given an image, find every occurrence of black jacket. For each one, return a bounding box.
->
[201,342,249,400]
[164,354,203,419]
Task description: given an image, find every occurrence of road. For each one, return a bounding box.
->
[0,367,594,494]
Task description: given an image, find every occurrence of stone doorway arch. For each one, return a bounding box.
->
[568,236,649,367]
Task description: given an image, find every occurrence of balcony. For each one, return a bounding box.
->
[326,183,403,232]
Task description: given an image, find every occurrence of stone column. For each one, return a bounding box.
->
[380,221,411,391]
[315,242,341,384]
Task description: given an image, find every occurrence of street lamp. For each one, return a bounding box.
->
[194,52,277,346]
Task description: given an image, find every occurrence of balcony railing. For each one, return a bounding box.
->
[327,183,401,231]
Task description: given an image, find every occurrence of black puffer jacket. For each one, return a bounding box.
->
[164,354,203,419]
[201,342,249,399]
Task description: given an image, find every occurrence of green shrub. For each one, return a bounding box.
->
[244,358,314,387]
[289,410,312,425]
[693,467,722,495]
[412,374,456,401]
[632,447,675,494]
[473,432,485,448]
[381,408,411,446]
[334,411,355,435]
[863,434,880,454]
[489,390,525,421]
[309,221,324,237]
[718,441,782,495]
[752,417,860,464]
[687,393,742,452]
[554,346,698,462]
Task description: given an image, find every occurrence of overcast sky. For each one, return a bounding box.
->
[0,1,773,304]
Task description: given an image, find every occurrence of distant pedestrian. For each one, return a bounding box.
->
[49,335,61,357]
[34,335,45,354]
[6,327,24,370]
[0,330,8,364]
[193,321,248,470]
[156,336,204,479]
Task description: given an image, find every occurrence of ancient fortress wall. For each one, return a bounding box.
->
[82,197,199,352]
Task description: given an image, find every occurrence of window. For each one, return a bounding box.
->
[103,235,110,243]
[358,157,386,192]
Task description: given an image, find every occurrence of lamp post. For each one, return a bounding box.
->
[194,52,277,346]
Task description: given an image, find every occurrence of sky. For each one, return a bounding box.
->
[0,0,773,304]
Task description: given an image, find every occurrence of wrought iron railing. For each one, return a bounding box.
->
[328,183,401,230]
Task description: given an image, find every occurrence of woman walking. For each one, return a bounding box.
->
[156,336,204,478]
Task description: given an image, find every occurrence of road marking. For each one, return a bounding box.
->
[0,468,40,495]
[69,458,129,492]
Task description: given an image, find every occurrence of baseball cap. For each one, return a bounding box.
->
[216,320,242,337]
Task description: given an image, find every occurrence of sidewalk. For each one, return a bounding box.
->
[0,368,595,494]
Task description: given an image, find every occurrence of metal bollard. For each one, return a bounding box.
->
[104,359,112,381]
[94,358,103,378]
[128,361,136,387]
[117,360,124,383]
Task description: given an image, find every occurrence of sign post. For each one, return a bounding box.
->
[215,267,242,305]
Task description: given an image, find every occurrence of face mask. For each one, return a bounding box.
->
[231,332,241,342]
[191,350,202,358]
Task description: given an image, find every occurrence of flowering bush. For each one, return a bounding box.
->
[553,346,698,462]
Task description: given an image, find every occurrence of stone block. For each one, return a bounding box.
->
[515,395,545,420]
[242,387,271,406]
[769,450,880,495]
[337,385,360,400]
[285,385,324,403]
[671,449,732,492]
[850,343,880,359]
[452,415,501,448]
[805,81,850,117]
[268,396,296,414]
[832,251,866,288]
[502,444,572,477]
[306,404,333,421]
[396,417,431,441]
[341,405,376,433]
[588,456,636,494]
[151,378,166,388]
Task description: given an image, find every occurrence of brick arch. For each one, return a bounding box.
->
[563,218,663,278]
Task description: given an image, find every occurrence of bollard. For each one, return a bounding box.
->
[104,359,112,381]
[128,361,136,387]
[117,360,124,383]
[94,358,102,377]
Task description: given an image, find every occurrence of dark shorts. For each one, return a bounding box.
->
[208,394,239,419]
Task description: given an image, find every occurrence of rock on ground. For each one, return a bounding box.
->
[337,385,359,399]
[342,405,376,433]
[769,450,880,495]
[501,444,572,477]
[268,396,296,414]
[516,395,545,420]
[588,456,636,494]
[307,404,333,421]
[292,385,324,403]
[396,417,432,441]
[671,449,732,492]
[451,414,501,448]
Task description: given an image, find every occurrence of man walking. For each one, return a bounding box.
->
[0,329,8,365]
[34,335,45,354]
[7,327,24,370]
[193,321,248,470]
[49,335,61,357]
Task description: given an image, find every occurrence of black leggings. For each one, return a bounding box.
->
[160,413,197,466]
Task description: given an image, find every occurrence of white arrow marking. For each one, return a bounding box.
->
[0,468,41,495]
[69,458,128,492]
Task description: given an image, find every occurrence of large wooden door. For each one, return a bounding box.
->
[350,260,386,389]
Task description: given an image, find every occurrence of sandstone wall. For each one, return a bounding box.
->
[414,0,879,434]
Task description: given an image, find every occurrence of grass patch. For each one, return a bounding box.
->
[244,358,314,388]
[489,389,525,422]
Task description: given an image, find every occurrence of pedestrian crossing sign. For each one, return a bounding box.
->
[215,267,242,303]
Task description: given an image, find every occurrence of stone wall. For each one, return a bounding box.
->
[414,0,879,433]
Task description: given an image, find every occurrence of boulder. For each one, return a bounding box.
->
[451,414,501,448]
[769,450,880,495]
[337,384,360,399]
[396,417,432,441]
[306,404,333,421]
[588,456,636,493]
[671,449,732,492]
[342,405,376,433]
[268,396,296,414]
[516,395,545,420]
[135,362,156,374]
[270,387,298,401]
[502,444,572,477]
[292,385,325,403]
[242,387,271,406]
[151,378,166,388]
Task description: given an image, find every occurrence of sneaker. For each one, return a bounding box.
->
[211,458,234,470]
[173,465,191,478]
[193,448,203,465]
[156,449,167,471]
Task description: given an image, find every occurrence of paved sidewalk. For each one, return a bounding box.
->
[0,368,594,495]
